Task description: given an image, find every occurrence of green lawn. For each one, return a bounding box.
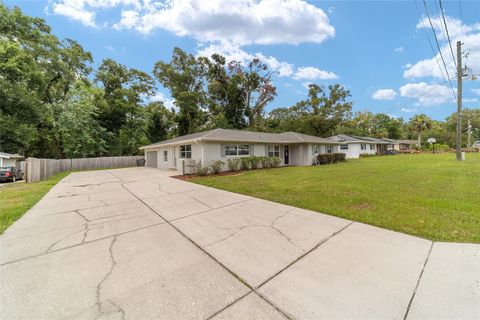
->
[0,171,71,234]
[192,153,480,243]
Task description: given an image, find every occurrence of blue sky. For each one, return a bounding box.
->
[7,0,480,120]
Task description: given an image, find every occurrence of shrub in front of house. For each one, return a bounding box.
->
[195,161,209,176]
[316,153,346,165]
[250,156,260,169]
[260,156,271,168]
[240,157,251,170]
[210,160,224,174]
[227,158,241,171]
[270,156,281,167]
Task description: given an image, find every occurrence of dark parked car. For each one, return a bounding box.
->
[0,167,24,182]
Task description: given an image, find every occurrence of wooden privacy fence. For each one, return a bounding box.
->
[25,156,145,183]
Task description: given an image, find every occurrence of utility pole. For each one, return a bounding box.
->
[467,120,472,148]
[456,41,463,161]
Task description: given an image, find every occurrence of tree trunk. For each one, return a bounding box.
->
[417,133,422,148]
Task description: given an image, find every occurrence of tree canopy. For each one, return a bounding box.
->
[1,4,478,158]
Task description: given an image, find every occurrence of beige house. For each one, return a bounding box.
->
[140,128,339,172]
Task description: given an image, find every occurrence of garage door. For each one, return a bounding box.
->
[145,151,158,168]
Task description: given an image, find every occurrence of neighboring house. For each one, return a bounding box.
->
[140,128,339,171]
[0,152,23,167]
[327,134,389,159]
[381,138,419,151]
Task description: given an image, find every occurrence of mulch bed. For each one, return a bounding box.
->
[171,170,248,180]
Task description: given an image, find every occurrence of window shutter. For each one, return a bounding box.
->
[221,144,226,157]
[250,144,254,156]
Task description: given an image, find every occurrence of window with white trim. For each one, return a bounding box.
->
[312,144,320,154]
[238,144,250,155]
[163,150,168,162]
[225,145,238,156]
[340,144,349,150]
[361,143,366,150]
[223,144,250,156]
[180,145,192,158]
[267,145,280,157]
[370,144,375,150]
[326,145,333,154]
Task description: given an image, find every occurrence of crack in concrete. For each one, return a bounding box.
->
[94,236,125,320]
[255,221,355,290]
[403,241,434,320]
[1,222,167,266]
[183,192,213,209]
[44,229,85,254]
[204,208,305,253]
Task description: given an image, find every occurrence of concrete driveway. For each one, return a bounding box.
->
[1,167,479,319]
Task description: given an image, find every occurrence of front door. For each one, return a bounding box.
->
[284,145,289,165]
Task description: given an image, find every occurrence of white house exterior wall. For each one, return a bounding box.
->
[144,141,339,170]
[339,143,377,159]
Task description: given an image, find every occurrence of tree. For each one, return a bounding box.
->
[153,48,209,135]
[145,101,176,143]
[95,59,156,155]
[228,59,277,128]
[408,114,433,148]
[206,54,247,129]
[0,4,93,157]
[54,83,107,158]
[268,84,352,136]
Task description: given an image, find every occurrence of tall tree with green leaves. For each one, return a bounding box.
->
[54,83,107,158]
[408,114,433,148]
[267,84,352,136]
[95,59,155,155]
[153,48,209,135]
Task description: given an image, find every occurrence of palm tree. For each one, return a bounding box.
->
[408,114,433,148]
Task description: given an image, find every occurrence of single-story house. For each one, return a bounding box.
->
[326,134,390,159]
[381,138,419,151]
[0,152,23,167]
[140,128,340,172]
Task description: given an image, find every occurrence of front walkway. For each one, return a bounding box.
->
[1,167,478,319]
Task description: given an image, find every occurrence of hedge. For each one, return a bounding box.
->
[316,153,346,165]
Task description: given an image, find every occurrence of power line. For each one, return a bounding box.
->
[422,0,457,100]
[413,1,450,88]
[438,0,457,69]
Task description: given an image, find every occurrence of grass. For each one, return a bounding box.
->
[192,153,480,243]
[0,171,71,234]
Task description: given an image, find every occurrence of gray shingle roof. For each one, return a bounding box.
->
[141,128,338,149]
[327,134,389,144]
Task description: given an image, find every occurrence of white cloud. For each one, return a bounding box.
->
[372,89,397,100]
[399,82,455,106]
[50,0,335,46]
[404,16,480,79]
[394,47,405,53]
[105,45,115,51]
[401,108,417,113]
[463,98,478,103]
[49,0,140,27]
[150,92,176,110]
[293,66,338,80]
[473,88,480,95]
[197,42,294,77]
